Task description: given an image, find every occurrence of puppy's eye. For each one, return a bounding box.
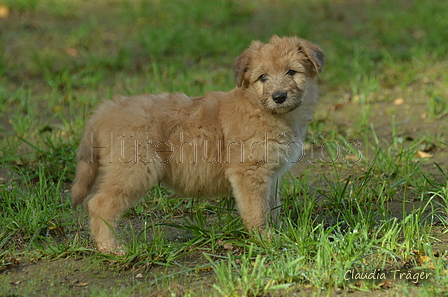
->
[258,74,267,82]
[286,69,297,76]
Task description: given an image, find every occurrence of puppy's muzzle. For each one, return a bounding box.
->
[272,91,287,104]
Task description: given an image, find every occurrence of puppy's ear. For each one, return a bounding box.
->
[299,40,325,75]
[235,40,263,87]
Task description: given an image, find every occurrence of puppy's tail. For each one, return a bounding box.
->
[71,125,98,208]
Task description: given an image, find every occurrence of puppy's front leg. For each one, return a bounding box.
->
[227,168,275,231]
[268,177,280,226]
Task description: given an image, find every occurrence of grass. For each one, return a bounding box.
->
[1,0,448,296]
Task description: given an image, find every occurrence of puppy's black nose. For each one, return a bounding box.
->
[272,92,287,104]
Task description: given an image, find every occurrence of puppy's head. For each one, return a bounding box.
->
[235,35,324,114]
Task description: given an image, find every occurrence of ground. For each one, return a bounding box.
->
[1,0,448,296]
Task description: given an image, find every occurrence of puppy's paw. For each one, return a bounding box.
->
[97,243,127,256]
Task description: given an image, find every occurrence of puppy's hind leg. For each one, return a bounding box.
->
[86,165,157,255]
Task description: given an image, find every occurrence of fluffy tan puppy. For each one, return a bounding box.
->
[72,35,324,255]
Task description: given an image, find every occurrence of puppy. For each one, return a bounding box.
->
[71,35,324,255]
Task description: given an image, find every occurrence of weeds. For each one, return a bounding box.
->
[1,0,448,296]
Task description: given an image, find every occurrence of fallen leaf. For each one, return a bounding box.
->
[72,280,89,287]
[11,258,19,266]
[416,151,433,159]
[0,5,9,18]
[393,98,404,105]
[223,243,234,251]
[332,103,344,111]
[378,280,393,289]
[418,255,435,269]
[345,155,361,161]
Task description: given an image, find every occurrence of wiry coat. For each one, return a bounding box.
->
[72,36,324,254]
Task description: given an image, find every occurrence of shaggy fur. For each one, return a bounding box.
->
[72,35,324,254]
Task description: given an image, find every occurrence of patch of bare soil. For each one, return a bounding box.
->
[2,255,211,296]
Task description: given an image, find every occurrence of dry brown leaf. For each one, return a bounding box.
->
[418,255,435,269]
[416,151,433,159]
[74,281,89,287]
[393,98,404,105]
[11,258,19,266]
[378,280,393,289]
[0,6,9,18]
[345,155,360,161]
[223,243,234,251]
[332,103,344,111]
